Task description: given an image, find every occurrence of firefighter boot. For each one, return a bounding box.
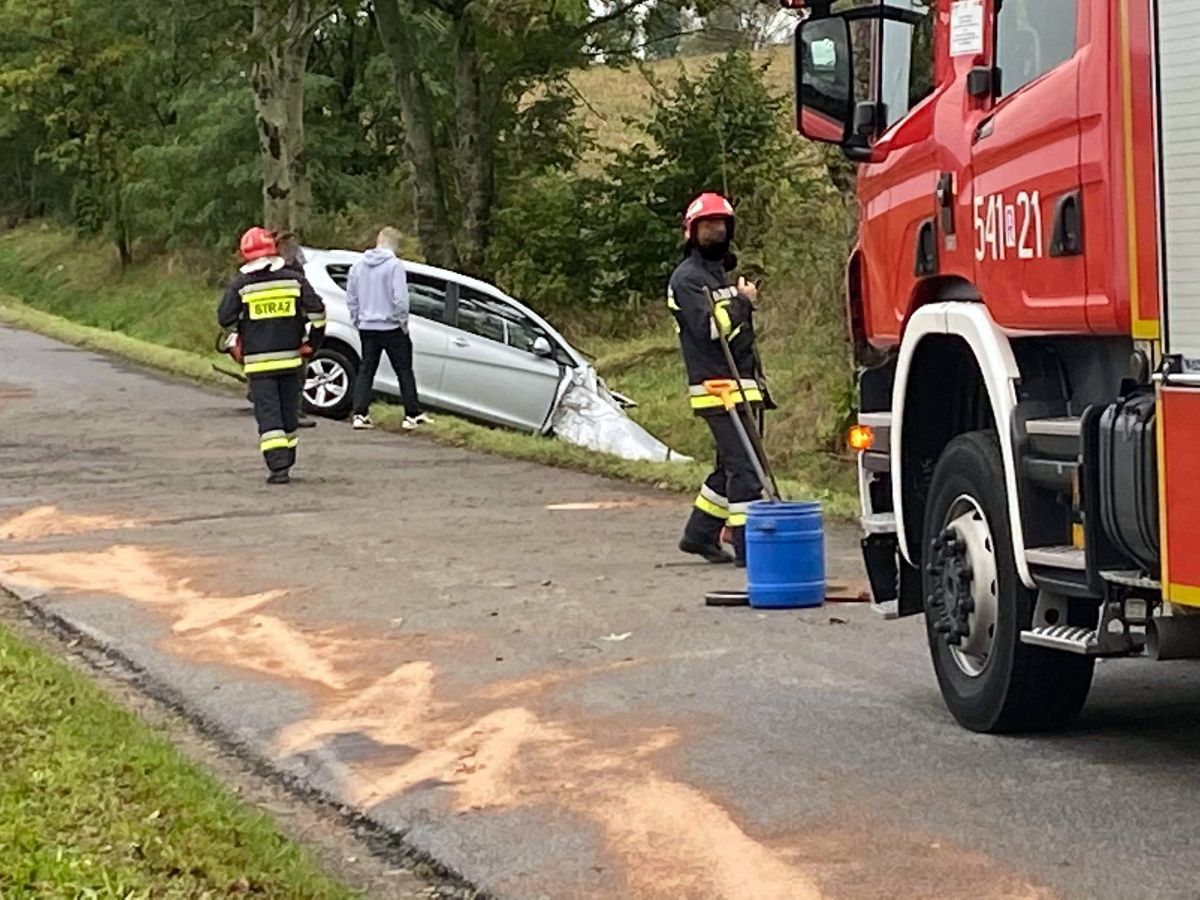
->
[728,525,747,569]
[679,507,735,564]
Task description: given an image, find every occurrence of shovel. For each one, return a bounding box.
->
[702,379,780,504]
[703,287,783,501]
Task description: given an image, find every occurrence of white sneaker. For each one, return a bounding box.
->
[402,416,422,430]
[352,414,374,430]
[411,413,434,425]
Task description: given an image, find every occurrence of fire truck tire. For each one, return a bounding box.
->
[921,431,1094,733]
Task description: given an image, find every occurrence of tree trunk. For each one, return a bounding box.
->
[375,0,459,268]
[283,51,312,231]
[112,177,132,268]
[451,10,492,275]
[251,1,316,235]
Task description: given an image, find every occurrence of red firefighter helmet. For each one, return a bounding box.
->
[682,192,736,241]
[239,227,278,262]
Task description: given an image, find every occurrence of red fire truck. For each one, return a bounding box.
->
[791,0,1200,732]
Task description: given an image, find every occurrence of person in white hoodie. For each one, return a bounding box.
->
[347,227,431,431]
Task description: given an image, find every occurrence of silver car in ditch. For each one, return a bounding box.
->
[299,249,589,433]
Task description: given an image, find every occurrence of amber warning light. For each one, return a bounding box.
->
[848,425,874,452]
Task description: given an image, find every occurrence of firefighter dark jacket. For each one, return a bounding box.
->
[218,257,327,376]
[668,247,763,416]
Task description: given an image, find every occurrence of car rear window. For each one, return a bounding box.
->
[407,273,450,323]
[325,264,351,291]
[324,264,449,323]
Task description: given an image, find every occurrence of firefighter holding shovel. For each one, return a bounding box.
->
[669,192,774,568]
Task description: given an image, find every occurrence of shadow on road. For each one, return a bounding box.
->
[1035,663,1200,765]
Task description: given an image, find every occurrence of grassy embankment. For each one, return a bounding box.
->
[0,625,356,896]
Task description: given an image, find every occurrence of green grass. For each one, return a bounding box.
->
[0,625,356,897]
[0,222,857,517]
[0,225,223,354]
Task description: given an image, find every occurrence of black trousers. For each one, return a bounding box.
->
[354,327,421,418]
[246,382,310,420]
[249,371,302,472]
[683,406,764,562]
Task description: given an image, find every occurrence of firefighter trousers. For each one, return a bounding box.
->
[249,371,302,473]
[682,405,764,564]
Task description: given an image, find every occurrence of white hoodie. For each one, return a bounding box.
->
[347,247,409,332]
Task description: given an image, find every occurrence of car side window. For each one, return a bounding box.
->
[996,0,1077,97]
[457,288,557,356]
[456,294,508,344]
[325,264,350,292]
[406,273,450,323]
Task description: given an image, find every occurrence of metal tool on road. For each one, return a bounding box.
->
[705,588,750,607]
[703,287,783,501]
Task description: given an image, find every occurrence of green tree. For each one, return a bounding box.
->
[123,79,261,250]
[0,0,170,263]
[643,2,686,60]
[0,0,252,258]
[374,0,688,275]
[682,0,787,55]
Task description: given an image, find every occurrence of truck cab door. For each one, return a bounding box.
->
[969,0,1086,332]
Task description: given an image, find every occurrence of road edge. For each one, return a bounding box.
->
[0,576,488,899]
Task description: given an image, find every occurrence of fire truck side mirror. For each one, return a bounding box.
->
[795,15,856,146]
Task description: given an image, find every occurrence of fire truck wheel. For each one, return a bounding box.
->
[921,431,1094,733]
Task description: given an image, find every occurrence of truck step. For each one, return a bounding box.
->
[861,512,896,534]
[1025,417,1082,438]
[1020,624,1143,656]
[1026,546,1086,570]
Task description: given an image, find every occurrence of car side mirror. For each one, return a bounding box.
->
[531,336,554,358]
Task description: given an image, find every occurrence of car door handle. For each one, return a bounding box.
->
[453,337,470,348]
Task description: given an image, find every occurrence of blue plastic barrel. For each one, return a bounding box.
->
[746,501,825,609]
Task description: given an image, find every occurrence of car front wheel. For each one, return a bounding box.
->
[303,348,356,420]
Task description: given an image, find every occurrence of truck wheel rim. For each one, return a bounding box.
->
[929,494,999,678]
[304,358,349,410]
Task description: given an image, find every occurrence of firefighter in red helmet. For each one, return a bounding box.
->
[669,193,769,566]
[218,227,326,484]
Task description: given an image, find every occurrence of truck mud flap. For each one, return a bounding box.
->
[861,534,923,616]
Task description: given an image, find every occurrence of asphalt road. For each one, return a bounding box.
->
[3,326,1200,899]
